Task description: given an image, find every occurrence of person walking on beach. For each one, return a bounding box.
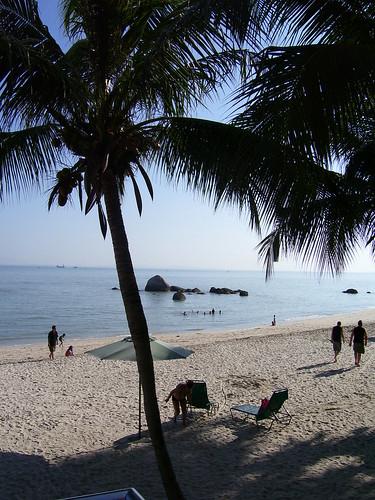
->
[331,321,345,362]
[165,380,194,425]
[349,320,368,366]
[59,333,65,347]
[48,325,59,360]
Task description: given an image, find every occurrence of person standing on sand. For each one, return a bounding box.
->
[165,380,194,425]
[349,320,368,367]
[48,325,59,360]
[331,321,345,362]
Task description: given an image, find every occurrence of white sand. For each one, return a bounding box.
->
[1,309,375,499]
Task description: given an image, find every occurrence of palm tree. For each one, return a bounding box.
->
[2,1,373,495]
[158,0,375,277]
[0,0,267,497]
[230,0,375,275]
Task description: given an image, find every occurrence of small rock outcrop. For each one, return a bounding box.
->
[210,286,248,296]
[145,275,170,292]
[342,288,358,294]
[173,291,186,301]
[111,287,119,290]
[170,285,184,292]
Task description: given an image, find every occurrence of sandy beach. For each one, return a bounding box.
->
[1,309,375,499]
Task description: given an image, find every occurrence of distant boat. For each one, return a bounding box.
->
[56,265,65,268]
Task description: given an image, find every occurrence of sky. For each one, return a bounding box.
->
[0,1,373,273]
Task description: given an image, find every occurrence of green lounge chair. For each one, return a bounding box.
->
[188,380,219,415]
[230,388,292,430]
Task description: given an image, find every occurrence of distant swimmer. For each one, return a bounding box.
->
[211,308,215,314]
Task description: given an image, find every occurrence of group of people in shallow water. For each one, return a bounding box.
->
[182,309,222,316]
[47,325,74,360]
[331,320,368,366]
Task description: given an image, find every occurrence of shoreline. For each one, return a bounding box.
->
[1,307,374,363]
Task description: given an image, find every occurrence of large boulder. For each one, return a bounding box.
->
[173,291,186,301]
[342,288,358,294]
[145,275,170,292]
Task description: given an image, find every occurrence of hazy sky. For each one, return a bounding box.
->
[0,1,373,273]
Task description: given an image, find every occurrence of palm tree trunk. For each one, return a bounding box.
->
[103,171,185,500]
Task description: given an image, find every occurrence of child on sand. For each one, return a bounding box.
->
[65,345,74,357]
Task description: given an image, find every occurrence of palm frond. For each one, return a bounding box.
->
[233,43,375,164]
[0,126,61,200]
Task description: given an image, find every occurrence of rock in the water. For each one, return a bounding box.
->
[239,290,248,296]
[170,285,185,292]
[342,288,358,294]
[111,287,119,290]
[145,275,170,292]
[210,287,236,294]
[173,291,186,301]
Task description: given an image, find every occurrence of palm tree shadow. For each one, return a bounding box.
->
[3,416,375,500]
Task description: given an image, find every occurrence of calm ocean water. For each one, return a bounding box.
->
[0,265,374,346]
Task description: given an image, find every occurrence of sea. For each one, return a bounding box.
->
[0,265,374,347]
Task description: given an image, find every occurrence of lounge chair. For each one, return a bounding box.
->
[188,380,219,415]
[230,388,291,430]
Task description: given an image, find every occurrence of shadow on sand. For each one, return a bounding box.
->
[2,414,375,500]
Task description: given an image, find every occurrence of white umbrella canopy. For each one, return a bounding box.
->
[87,336,193,439]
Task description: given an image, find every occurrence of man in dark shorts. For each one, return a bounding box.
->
[349,320,368,367]
[165,380,194,425]
[331,321,345,362]
[48,325,59,360]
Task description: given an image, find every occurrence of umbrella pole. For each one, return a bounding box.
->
[138,375,142,439]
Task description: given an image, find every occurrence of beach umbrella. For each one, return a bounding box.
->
[87,336,193,439]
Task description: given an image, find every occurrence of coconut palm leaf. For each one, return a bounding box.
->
[233,42,375,164]
[268,0,374,45]
[156,116,332,231]
[0,126,61,200]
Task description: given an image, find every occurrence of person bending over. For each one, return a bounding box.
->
[166,380,194,425]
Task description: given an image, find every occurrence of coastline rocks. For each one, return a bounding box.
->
[210,286,248,296]
[173,291,186,301]
[342,288,358,294]
[111,287,119,290]
[145,275,170,292]
[169,285,203,294]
